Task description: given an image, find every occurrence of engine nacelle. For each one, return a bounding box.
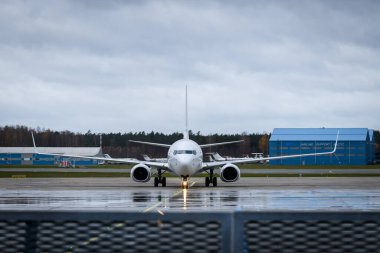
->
[220,164,240,182]
[131,164,151,182]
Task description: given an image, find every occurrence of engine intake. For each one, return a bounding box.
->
[131,164,151,182]
[220,164,240,182]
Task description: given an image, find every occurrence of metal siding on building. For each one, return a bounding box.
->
[269,128,369,166]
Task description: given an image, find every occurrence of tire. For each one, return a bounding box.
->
[154,177,159,187]
[162,177,166,187]
[212,177,217,187]
[205,177,210,187]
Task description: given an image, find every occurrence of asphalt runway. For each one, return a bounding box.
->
[1,177,380,212]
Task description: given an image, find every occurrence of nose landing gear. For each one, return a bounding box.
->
[181,177,189,189]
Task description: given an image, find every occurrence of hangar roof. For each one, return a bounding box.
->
[0,147,102,156]
[270,128,369,142]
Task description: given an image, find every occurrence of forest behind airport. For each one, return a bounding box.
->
[0,125,271,158]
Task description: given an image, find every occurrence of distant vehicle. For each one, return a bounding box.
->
[32,87,339,189]
[58,160,73,168]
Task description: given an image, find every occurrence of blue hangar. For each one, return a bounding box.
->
[0,147,102,166]
[269,128,376,166]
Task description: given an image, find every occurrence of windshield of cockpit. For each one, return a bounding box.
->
[173,150,197,155]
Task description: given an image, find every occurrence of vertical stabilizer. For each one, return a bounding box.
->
[31,132,37,153]
[184,85,189,139]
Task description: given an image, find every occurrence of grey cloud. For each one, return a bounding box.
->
[0,0,379,134]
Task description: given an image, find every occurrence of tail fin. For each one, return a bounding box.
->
[31,132,37,153]
[184,85,189,139]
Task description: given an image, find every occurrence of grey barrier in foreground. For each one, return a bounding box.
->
[1,211,380,253]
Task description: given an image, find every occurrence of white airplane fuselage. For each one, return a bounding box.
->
[168,139,203,177]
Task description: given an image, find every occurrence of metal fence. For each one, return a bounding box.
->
[1,211,380,253]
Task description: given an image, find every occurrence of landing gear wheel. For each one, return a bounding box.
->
[205,177,210,187]
[162,177,166,187]
[212,177,217,187]
[154,177,159,187]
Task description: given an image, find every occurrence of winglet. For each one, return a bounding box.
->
[331,130,339,153]
[31,132,37,153]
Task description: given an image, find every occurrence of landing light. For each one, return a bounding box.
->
[182,180,188,189]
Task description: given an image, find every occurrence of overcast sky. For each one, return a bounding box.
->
[0,0,379,134]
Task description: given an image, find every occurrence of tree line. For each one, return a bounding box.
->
[1,125,379,159]
[0,125,270,159]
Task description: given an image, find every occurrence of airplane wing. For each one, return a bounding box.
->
[202,131,339,169]
[200,140,244,148]
[130,139,243,148]
[129,140,171,148]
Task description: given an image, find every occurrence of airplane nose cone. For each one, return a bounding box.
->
[171,155,198,176]
[177,155,193,164]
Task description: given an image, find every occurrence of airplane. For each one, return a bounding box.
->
[31,87,339,189]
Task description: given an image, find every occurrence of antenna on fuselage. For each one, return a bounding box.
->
[184,85,189,139]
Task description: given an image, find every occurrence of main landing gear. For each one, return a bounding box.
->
[154,169,166,187]
[205,169,217,187]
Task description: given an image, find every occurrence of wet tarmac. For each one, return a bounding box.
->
[1,178,380,212]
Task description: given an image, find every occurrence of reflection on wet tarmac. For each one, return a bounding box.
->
[1,187,380,212]
[0,177,379,212]
[183,189,187,210]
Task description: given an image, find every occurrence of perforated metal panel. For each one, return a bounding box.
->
[0,213,226,253]
[1,211,380,253]
[245,220,380,253]
[0,221,27,253]
[37,220,221,253]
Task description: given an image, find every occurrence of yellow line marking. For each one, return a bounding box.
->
[156,209,165,216]
[12,175,26,178]
[143,201,164,213]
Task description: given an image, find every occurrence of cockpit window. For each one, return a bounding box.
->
[174,150,196,155]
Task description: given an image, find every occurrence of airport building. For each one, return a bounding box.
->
[269,128,376,165]
[0,147,102,166]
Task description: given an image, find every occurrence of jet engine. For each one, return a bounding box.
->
[220,164,240,182]
[131,164,151,182]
